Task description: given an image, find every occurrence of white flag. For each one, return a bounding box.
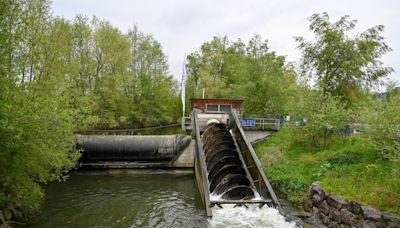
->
[181,57,187,116]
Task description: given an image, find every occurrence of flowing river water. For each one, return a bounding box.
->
[24,173,311,228]
[24,127,322,227]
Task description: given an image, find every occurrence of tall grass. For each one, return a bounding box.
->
[255,129,400,215]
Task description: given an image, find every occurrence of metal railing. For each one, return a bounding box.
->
[181,116,192,131]
[240,117,280,131]
[182,115,281,131]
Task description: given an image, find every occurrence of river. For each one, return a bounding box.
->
[24,126,319,227]
[24,173,302,228]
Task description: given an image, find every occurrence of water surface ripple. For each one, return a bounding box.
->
[25,173,301,228]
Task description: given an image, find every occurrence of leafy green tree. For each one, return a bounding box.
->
[296,12,393,106]
[0,0,80,219]
[125,25,179,126]
[289,89,349,147]
[186,35,298,116]
[361,86,400,161]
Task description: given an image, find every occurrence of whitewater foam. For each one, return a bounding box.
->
[209,204,299,228]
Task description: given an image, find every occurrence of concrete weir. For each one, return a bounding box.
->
[76,134,195,170]
[76,113,280,217]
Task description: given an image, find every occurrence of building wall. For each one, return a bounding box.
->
[190,99,243,117]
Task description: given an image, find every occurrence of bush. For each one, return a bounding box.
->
[361,94,400,161]
[259,146,286,169]
[328,151,362,166]
[288,91,350,148]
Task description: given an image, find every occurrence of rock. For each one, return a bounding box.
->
[327,221,340,228]
[381,212,400,228]
[311,194,323,207]
[340,224,352,228]
[310,182,328,200]
[348,201,362,215]
[319,211,331,226]
[312,206,320,218]
[329,208,342,223]
[2,209,12,221]
[357,220,377,228]
[293,211,312,218]
[303,198,313,212]
[341,209,357,226]
[319,200,330,216]
[361,206,382,221]
[326,195,347,210]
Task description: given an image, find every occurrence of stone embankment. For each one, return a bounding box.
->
[304,182,400,228]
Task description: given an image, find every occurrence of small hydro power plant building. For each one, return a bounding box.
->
[76,98,281,217]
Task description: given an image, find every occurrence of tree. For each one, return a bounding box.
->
[361,84,400,161]
[289,89,349,147]
[296,12,393,106]
[0,0,80,220]
[186,35,298,116]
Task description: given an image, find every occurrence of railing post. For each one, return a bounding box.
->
[262,118,264,130]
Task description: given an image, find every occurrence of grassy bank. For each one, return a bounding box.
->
[255,129,400,215]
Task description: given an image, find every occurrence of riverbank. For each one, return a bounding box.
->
[254,129,400,216]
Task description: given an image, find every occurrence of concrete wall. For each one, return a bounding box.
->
[304,182,400,228]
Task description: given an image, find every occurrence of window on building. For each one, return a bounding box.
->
[207,104,232,113]
[207,104,218,112]
[220,105,231,112]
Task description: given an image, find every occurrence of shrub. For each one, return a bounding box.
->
[259,146,286,169]
[328,151,362,166]
[362,94,400,161]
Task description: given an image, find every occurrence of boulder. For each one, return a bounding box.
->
[381,212,400,228]
[319,211,331,226]
[312,206,320,218]
[311,194,323,207]
[319,200,330,216]
[340,209,357,226]
[310,182,328,200]
[326,195,346,210]
[348,201,362,215]
[327,221,340,228]
[357,220,377,228]
[303,198,313,212]
[329,208,342,223]
[361,206,382,221]
[293,211,312,219]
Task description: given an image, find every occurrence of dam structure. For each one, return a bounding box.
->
[76,98,281,217]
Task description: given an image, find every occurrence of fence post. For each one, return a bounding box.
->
[275,114,280,130]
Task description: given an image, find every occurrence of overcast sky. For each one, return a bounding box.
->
[52,0,399,85]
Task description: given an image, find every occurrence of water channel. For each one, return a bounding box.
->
[23,126,321,227]
[24,173,307,228]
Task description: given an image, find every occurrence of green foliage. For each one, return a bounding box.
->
[328,151,362,166]
[259,146,285,169]
[0,0,180,221]
[296,12,393,106]
[312,163,332,179]
[289,91,349,148]
[360,90,400,161]
[0,0,80,218]
[255,131,400,215]
[268,165,310,202]
[186,35,298,115]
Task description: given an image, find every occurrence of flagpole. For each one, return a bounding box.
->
[181,55,187,130]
